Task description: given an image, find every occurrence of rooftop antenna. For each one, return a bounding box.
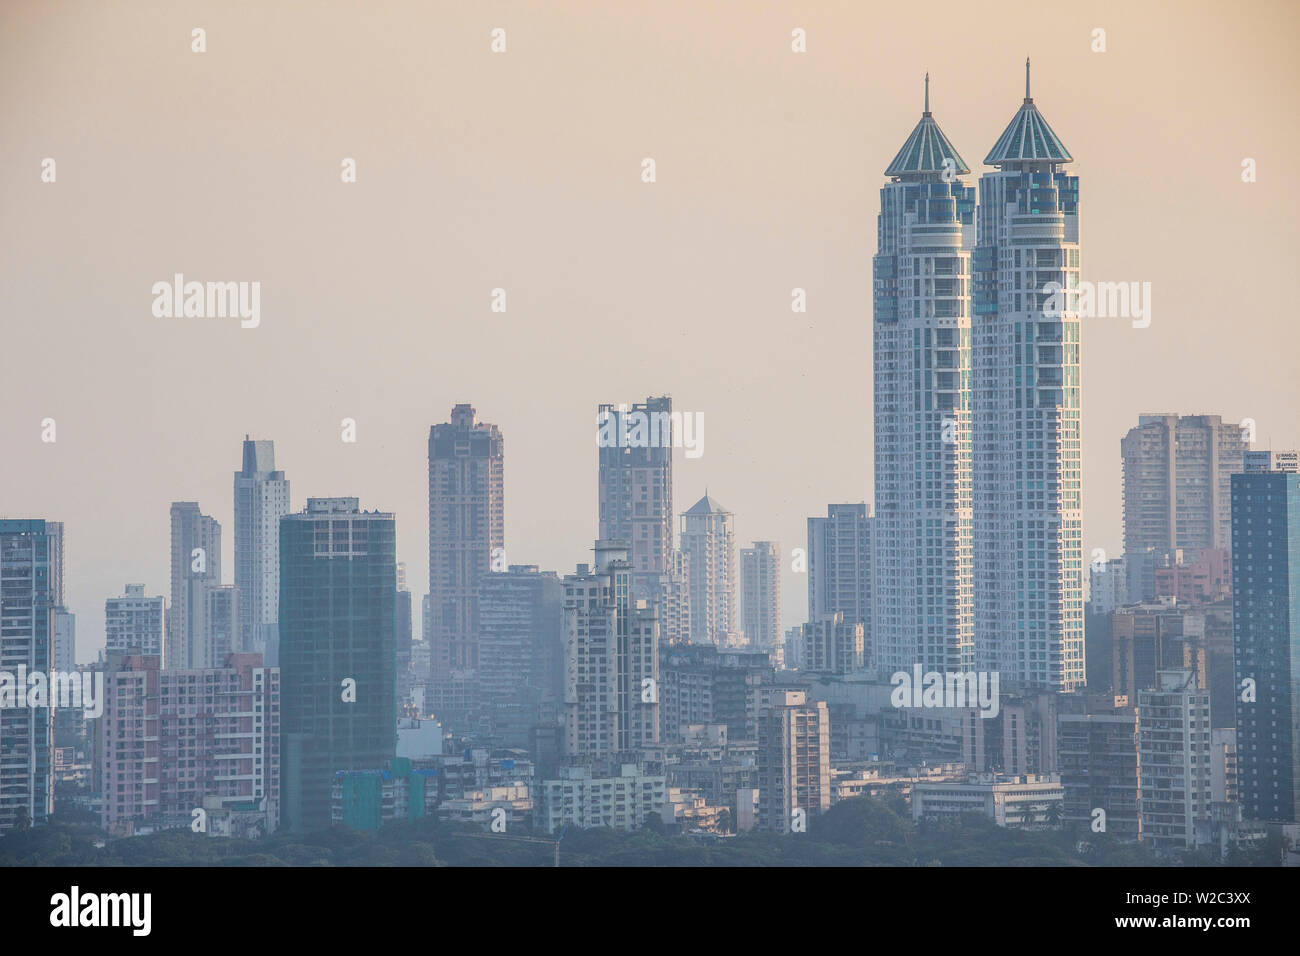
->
[1025,57,1032,102]
[924,72,930,115]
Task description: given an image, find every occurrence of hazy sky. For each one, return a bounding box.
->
[3,0,1298,662]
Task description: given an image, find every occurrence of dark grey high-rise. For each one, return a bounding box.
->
[279,498,396,833]
[1231,464,1300,823]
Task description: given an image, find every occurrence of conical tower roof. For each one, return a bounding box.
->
[885,74,970,179]
[983,59,1073,166]
[684,493,729,516]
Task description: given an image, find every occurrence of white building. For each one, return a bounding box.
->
[872,76,974,679]
[53,608,77,673]
[233,438,290,665]
[168,502,221,670]
[538,765,666,834]
[1088,557,1129,615]
[105,583,165,658]
[740,541,781,651]
[681,494,740,646]
[807,504,872,661]
[972,61,1084,692]
[911,773,1065,828]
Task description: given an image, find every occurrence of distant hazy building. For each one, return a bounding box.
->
[972,63,1084,693]
[1122,415,1252,562]
[873,76,975,681]
[280,498,396,833]
[671,649,775,743]
[168,502,222,669]
[1057,700,1140,839]
[807,504,872,652]
[477,565,564,747]
[1138,669,1212,850]
[597,396,675,585]
[1210,727,1238,805]
[105,584,165,658]
[647,549,691,647]
[562,542,659,762]
[659,644,775,742]
[799,613,866,676]
[0,520,57,831]
[1153,548,1230,605]
[53,609,76,674]
[1088,557,1129,615]
[1112,600,1199,701]
[233,437,290,665]
[396,562,413,673]
[740,541,781,651]
[681,494,739,645]
[758,691,830,833]
[203,585,241,668]
[1231,465,1300,822]
[428,404,504,679]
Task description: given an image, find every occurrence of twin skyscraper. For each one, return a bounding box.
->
[872,61,1084,693]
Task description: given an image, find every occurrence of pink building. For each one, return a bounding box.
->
[1153,548,1229,605]
[100,653,279,832]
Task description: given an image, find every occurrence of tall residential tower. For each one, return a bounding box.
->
[428,404,504,679]
[972,61,1084,691]
[872,75,975,677]
[234,437,290,665]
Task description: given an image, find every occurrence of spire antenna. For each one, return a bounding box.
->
[924,72,930,114]
[1025,57,1031,101]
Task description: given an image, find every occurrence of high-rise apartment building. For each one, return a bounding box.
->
[1056,699,1140,839]
[798,613,866,676]
[168,502,222,669]
[396,562,413,675]
[973,62,1084,691]
[681,494,739,645]
[659,644,775,743]
[1231,464,1300,822]
[1121,414,1251,561]
[562,541,659,762]
[53,609,76,674]
[1138,669,1212,850]
[872,77,975,679]
[280,498,397,832]
[648,549,691,647]
[740,541,781,651]
[105,584,165,658]
[477,565,565,747]
[597,396,675,584]
[757,691,830,833]
[0,520,57,831]
[428,404,504,679]
[203,585,241,667]
[100,653,280,832]
[807,504,872,651]
[234,437,290,665]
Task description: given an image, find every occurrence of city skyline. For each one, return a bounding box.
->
[4,3,1298,663]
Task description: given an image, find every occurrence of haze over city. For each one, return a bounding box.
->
[3,1,1297,662]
